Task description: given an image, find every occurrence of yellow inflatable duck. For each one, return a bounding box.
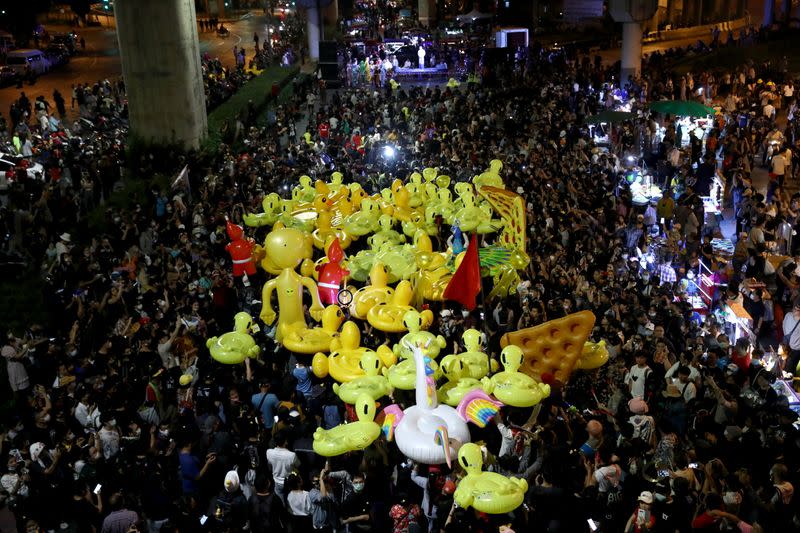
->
[259,224,324,343]
[393,180,419,222]
[422,167,438,183]
[453,190,484,233]
[313,394,382,456]
[327,171,345,193]
[413,232,448,271]
[373,243,418,282]
[473,171,505,190]
[437,356,490,406]
[450,329,496,379]
[347,183,369,211]
[385,310,445,360]
[276,199,317,233]
[446,77,461,89]
[206,312,261,365]
[476,203,504,235]
[453,443,528,514]
[405,173,426,208]
[489,346,550,407]
[368,215,405,249]
[333,351,393,404]
[380,310,445,390]
[312,321,397,382]
[401,210,437,238]
[384,354,441,390]
[243,193,282,228]
[575,340,609,370]
[367,280,417,333]
[343,198,381,236]
[282,305,345,354]
[350,262,394,320]
[292,175,317,204]
[378,187,395,215]
[312,209,352,250]
[425,188,456,225]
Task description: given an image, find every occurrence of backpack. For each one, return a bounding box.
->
[323,404,341,429]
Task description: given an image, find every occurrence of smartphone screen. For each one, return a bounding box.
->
[587,518,598,531]
[93,484,102,494]
[200,515,208,525]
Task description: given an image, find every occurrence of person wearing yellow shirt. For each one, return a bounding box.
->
[656,188,675,225]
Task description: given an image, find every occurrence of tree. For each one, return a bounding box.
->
[2,1,51,45]
[71,0,91,19]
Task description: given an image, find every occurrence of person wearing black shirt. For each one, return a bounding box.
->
[341,472,373,532]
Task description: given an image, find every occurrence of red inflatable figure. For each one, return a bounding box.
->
[316,238,349,305]
[225,220,257,277]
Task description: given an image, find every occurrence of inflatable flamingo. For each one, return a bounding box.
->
[384,342,502,467]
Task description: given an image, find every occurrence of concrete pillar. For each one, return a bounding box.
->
[114,0,207,149]
[323,0,338,28]
[418,0,436,27]
[620,21,642,84]
[307,6,320,61]
[217,0,225,18]
[666,0,676,28]
[763,0,774,26]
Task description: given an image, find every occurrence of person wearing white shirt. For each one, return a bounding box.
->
[625,352,652,398]
[782,301,800,376]
[285,473,313,529]
[266,432,300,499]
[763,101,775,118]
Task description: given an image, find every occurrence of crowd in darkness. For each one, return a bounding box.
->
[0,25,800,533]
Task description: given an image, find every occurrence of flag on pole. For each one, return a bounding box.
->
[443,233,481,310]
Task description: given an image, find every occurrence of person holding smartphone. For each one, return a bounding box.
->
[623,491,656,532]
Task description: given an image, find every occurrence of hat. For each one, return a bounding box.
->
[29,442,45,462]
[662,384,682,398]
[638,491,654,504]
[628,396,649,414]
[725,363,739,375]
[224,470,240,492]
[59,233,71,242]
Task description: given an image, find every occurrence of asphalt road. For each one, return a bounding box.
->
[0,12,273,122]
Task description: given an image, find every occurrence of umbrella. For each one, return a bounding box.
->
[585,110,635,124]
[648,100,715,117]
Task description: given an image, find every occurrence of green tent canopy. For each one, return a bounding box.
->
[648,100,715,117]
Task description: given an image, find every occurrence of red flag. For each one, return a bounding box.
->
[444,233,481,310]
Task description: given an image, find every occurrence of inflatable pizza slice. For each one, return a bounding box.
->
[500,311,596,383]
[477,186,526,252]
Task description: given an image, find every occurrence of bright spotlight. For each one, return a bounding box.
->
[383,146,396,159]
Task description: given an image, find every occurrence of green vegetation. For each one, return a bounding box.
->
[204,65,300,153]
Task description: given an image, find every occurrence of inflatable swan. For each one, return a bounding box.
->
[383,343,500,466]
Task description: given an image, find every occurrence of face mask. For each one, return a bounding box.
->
[42,414,51,423]
[109,420,117,427]
[353,482,365,492]
[655,493,667,502]
[159,429,169,439]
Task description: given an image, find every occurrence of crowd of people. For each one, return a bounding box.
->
[1,22,800,533]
